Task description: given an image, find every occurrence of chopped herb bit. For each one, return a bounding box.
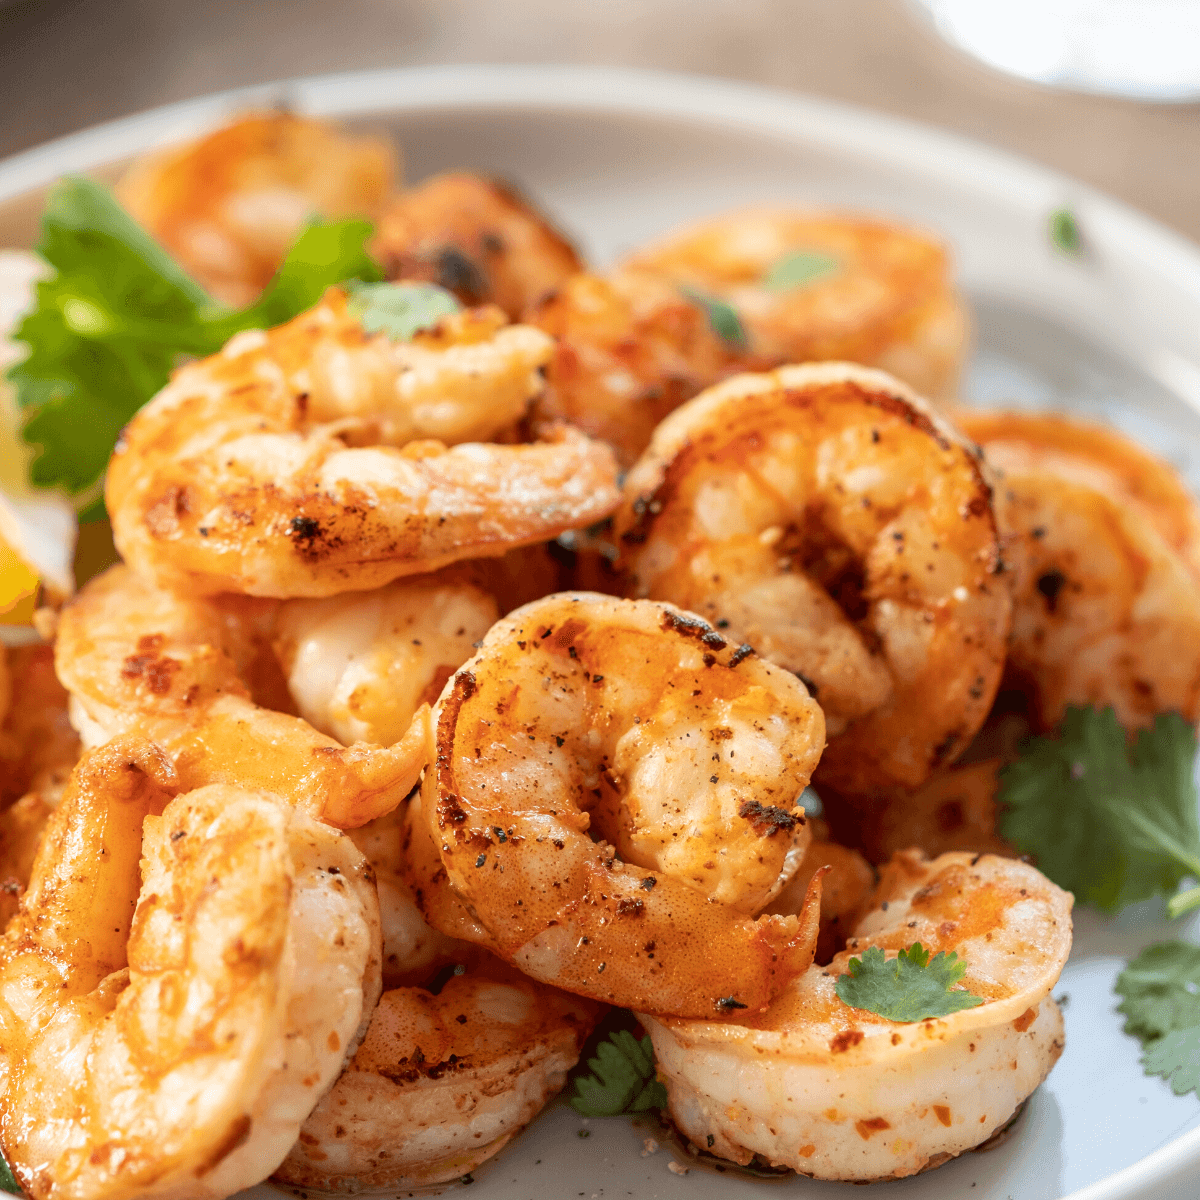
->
[680,286,747,349]
[570,1030,668,1116]
[0,1151,19,1195]
[346,281,461,341]
[998,707,1200,916]
[762,248,840,292]
[1117,941,1200,1098]
[1050,207,1083,256]
[835,943,985,1022]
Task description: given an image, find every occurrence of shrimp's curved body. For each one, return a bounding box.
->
[374,172,583,319]
[416,592,826,1018]
[107,289,620,598]
[0,736,382,1200]
[642,850,1071,1182]
[117,113,397,307]
[276,957,600,1191]
[623,209,968,404]
[960,410,1200,728]
[616,364,1010,794]
[56,565,427,830]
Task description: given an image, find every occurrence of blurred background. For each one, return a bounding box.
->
[2,0,1199,238]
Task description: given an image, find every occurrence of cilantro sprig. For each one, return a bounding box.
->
[998,707,1200,918]
[1116,941,1200,1098]
[0,1150,19,1196]
[570,1030,667,1116]
[835,943,985,1023]
[7,177,383,518]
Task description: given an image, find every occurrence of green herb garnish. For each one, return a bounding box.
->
[835,943,985,1022]
[998,707,1200,917]
[1117,941,1200,1098]
[0,1150,20,1195]
[570,1030,667,1116]
[680,286,747,350]
[1050,207,1083,256]
[346,281,461,340]
[762,249,840,292]
[7,177,383,518]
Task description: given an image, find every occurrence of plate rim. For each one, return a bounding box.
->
[1,61,1198,1200]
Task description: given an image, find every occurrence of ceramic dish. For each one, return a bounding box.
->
[1,64,1198,1200]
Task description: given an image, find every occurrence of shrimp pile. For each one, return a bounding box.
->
[27,106,1200,1196]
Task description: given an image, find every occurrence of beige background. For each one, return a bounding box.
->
[1,0,1198,239]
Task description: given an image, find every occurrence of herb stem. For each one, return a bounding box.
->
[1167,884,1200,920]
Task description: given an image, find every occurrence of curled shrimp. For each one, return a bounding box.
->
[615,363,1011,794]
[117,113,397,307]
[107,289,620,598]
[276,955,600,1191]
[642,849,1072,1182]
[623,208,969,404]
[55,565,427,830]
[373,172,583,319]
[959,409,1200,728]
[0,735,382,1200]
[414,592,827,1018]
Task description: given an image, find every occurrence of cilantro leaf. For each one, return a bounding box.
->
[0,1150,19,1195]
[7,177,382,512]
[346,281,461,341]
[570,1030,668,1116]
[1050,207,1083,255]
[835,943,985,1022]
[679,286,747,350]
[1116,940,1200,1098]
[998,707,1200,916]
[762,249,840,292]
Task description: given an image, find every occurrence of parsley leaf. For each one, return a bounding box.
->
[835,943,985,1022]
[1116,940,1200,1097]
[762,249,840,292]
[998,707,1200,917]
[680,286,747,350]
[7,177,382,514]
[570,1030,668,1116]
[346,281,461,341]
[1050,207,1083,256]
[0,1150,19,1195]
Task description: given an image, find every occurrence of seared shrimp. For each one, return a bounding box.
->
[117,113,397,307]
[643,850,1072,1181]
[374,172,583,319]
[277,956,600,1190]
[56,565,426,829]
[959,410,1200,728]
[624,208,968,403]
[107,288,620,598]
[0,644,80,808]
[0,736,382,1200]
[615,364,1010,794]
[416,592,826,1018]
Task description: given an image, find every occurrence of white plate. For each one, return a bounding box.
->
[1,64,1199,1200]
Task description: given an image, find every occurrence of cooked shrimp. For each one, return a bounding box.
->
[0,735,382,1200]
[529,270,740,467]
[276,956,600,1190]
[642,850,1072,1181]
[415,591,826,1018]
[117,113,397,306]
[56,565,426,830]
[615,363,1011,794]
[373,172,583,319]
[0,790,58,931]
[107,288,620,598]
[623,208,969,404]
[959,409,1200,728]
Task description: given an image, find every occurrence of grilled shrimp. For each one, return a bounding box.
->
[117,113,397,306]
[960,410,1200,727]
[623,208,968,403]
[107,289,620,598]
[374,172,583,318]
[55,565,426,829]
[415,592,826,1018]
[276,956,600,1191]
[642,850,1072,1182]
[0,736,382,1200]
[615,363,1010,794]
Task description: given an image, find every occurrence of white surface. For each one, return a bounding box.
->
[1,64,1198,1200]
